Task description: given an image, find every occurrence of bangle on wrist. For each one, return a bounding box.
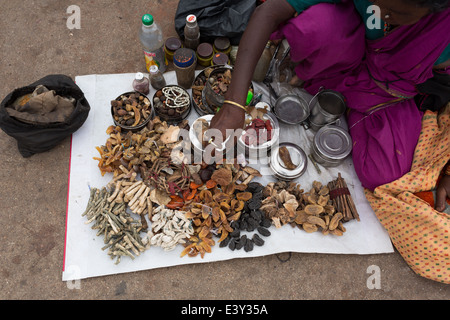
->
[223,100,247,112]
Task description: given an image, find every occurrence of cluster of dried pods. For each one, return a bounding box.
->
[144,206,194,251]
[261,179,356,236]
[83,187,147,264]
[180,164,262,258]
[94,116,189,178]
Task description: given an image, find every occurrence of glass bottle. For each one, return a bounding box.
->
[133,72,150,95]
[184,14,200,50]
[149,65,166,90]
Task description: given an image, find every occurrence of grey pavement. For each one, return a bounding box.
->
[0,0,448,300]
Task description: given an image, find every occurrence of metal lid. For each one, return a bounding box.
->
[270,143,307,180]
[314,125,352,160]
[212,53,229,65]
[197,42,213,58]
[214,37,230,51]
[165,37,182,52]
[274,94,309,125]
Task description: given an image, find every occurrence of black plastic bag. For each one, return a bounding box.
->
[0,74,91,158]
[415,70,450,112]
[174,0,257,45]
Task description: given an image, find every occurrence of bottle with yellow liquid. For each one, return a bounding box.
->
[139,14,167,73]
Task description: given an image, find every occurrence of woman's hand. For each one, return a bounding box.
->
[209,104,246,142]
[435,174,450,212]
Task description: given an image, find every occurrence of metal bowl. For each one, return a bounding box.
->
[273,94,309,125]
[153,85,192,124]
[111,91,153,132]
[269,142,308,181]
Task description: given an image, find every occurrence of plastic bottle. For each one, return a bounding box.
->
[132,72,150,95]
[149,65,166,90]
[184,14,200,50]
[139,14,167,73]
[252,41,273,82]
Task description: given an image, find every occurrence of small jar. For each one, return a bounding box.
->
[165,37,182,62]
[213,37,231,56]
[149,65,166,90]
[132,72,150,95]
[173,48,197,89]
[196,42,214,67]
[212,52,230,66]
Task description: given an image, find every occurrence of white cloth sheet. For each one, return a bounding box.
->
[62,73,393,281]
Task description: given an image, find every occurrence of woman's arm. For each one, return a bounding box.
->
[433,58,450,70]
[209,0,296,140]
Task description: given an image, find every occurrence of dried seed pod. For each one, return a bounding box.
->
[306,215,327,229]
[244,239,254,252]
[257,226,271,237]
[304,204,324,215]
[329,212,343,231]
[236,192,253,201]
[252,234,265,246]
[302,222,318,233]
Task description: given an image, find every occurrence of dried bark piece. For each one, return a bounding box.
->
[279,146,297,170]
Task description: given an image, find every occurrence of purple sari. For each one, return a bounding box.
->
[271,0,450,190]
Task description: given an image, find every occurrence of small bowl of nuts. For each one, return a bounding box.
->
[111,91,153,131]
[153,85,192,124]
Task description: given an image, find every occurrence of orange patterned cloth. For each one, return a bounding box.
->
[365,104,450,284]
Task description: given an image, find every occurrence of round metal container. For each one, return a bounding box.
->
[153,85,192,124]
[237,111,280,160]
[309,90,347,131]
[273,94,309,125]
[111,91,153,132]
[270,143,308,181]
[311,125,352,167]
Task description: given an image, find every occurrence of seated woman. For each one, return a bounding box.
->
[209,0,450,207]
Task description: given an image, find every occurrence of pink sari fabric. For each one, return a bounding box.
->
[272,1,450,190]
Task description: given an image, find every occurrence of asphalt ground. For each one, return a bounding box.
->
[0,0,448,301]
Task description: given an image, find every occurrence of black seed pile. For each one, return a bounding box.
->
[219,182,272,252]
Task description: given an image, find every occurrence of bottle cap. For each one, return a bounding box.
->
[186,14,197,24]
[149,65,159,74]
[135,72,144,80]
[173,48,196,68]
[142,14,154,26]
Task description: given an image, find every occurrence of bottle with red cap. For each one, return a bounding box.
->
[184,14,200,50]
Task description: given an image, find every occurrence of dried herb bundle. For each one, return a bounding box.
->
[327,173,360,222]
